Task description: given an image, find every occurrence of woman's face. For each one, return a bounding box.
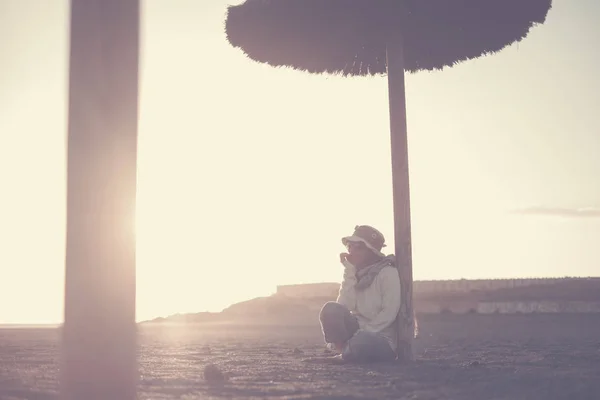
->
[346,241,373,267]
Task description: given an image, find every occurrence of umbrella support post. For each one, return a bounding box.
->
[386,31,415,362]
[62,1,140,399]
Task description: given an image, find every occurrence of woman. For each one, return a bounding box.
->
[319,225,401,363]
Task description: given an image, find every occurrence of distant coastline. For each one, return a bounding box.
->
[0,324,59,329]
[144,276,600,324]
[5,277,600,327]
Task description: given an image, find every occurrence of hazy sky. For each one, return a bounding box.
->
[1,0,599,324]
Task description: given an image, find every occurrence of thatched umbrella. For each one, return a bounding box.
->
[225,0,552,360]
[62,1,139,399]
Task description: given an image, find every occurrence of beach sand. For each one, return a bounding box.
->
[1,314,599,399]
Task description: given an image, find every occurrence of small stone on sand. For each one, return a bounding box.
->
[204,364,225,383]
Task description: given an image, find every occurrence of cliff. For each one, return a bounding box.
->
[144,277,600,324]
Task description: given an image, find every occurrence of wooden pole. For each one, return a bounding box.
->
[62,1,139,399]
[386,23,415,361]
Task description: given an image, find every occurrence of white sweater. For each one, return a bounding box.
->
[336,260,401,351]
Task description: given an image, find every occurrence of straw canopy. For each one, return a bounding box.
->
[225,0,553,361]
[226,0,552,76]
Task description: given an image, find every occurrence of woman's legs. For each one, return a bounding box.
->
[319,302,396,362]
[319,302,359,348]
[343,330,396,363]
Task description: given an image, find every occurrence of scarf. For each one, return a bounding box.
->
[354,255,395,291]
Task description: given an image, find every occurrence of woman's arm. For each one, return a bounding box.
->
[362,266,401,333]
[336,257,358,311]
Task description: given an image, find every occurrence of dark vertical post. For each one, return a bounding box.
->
[62,1,140,399]
[386,23,415,361]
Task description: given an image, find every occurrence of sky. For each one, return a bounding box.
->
[0,0,599,324]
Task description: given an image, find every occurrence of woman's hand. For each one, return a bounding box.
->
[340,252,356,268]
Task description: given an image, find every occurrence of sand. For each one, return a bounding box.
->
[1,314,600,399]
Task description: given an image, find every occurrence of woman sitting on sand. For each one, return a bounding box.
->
[319,225,401,363]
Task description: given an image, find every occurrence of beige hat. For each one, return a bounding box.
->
[342,225,386,257]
